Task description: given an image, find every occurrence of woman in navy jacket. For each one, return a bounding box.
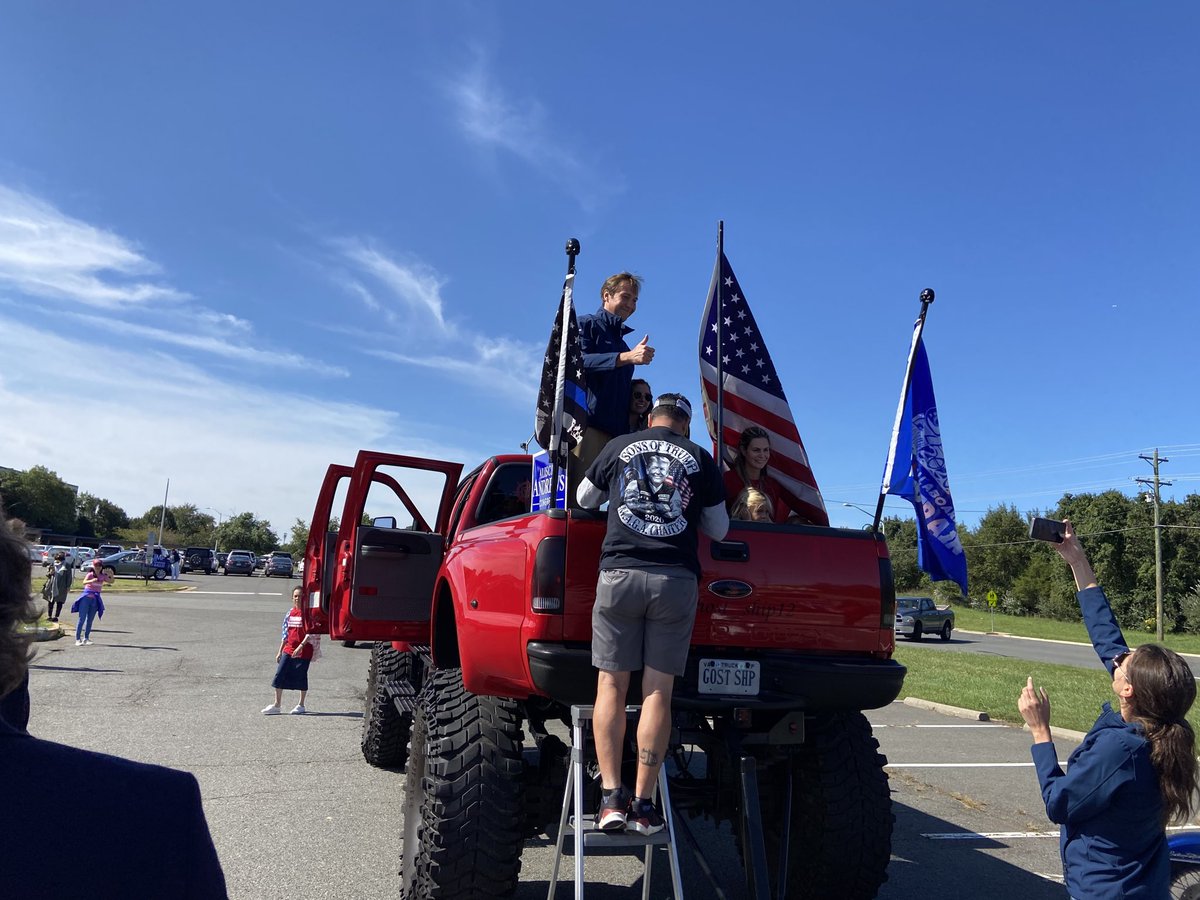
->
[1019,519,1198,899]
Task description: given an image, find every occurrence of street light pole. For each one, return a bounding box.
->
[204,508,227,551]
[843,502,885,535]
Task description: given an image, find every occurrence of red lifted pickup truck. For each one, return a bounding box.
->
[302,449,905,899]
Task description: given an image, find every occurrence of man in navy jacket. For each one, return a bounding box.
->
[572,271,655,500]
[0,502,228,899]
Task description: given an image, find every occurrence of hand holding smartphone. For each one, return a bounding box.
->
[1029,517,1067,543]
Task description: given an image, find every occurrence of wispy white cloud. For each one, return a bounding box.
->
[0,317,473,533]
[0,185,186,309]
[0,182,347,378]
[67,310,349,377]
[365,331,541,405]
[333,241,542,406]
[336,239,452,335]
[445,51,623,212]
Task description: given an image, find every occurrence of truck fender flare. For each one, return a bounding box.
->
[431,580,462,671]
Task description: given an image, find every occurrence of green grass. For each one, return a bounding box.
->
[952,605,1200,655]
[29,577,189,597]
[894,644,1200,736]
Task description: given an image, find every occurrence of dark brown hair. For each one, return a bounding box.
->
[733,426,771,486]
[600,272,643,301]
[1124,643,1199,825]
[0,499,37,698]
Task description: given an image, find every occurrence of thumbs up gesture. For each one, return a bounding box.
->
[625,334,655,366]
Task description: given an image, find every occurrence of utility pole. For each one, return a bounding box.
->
[1135,450,1171,641]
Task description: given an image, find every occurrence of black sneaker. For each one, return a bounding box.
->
[597,786,630,832]
[627,797,664,836]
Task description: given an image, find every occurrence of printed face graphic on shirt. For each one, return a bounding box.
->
[615,439,701,537]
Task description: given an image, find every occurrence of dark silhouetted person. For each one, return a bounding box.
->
[0,499,228,899]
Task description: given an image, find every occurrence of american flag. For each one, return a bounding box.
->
[698,251,829,525]
[534,271,588,464]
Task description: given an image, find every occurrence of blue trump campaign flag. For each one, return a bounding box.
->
[880,321,968,596]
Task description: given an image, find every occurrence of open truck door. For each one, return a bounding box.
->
[329,450,462,643]
[301,464,353,634]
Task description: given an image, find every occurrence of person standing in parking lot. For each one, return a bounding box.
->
[46,552,73,622]
[263,586,320,715]
[170,548,181,580]
[72,558,112,645]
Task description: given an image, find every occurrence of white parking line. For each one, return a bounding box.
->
[188,591,258,595]
[873,724,1005,728]
[923,830,1059,840]
[886,762,1068,768]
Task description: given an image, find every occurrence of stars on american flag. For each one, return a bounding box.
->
[702,265,778,392]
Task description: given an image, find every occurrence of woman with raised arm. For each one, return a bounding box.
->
[1018,518,1198,899]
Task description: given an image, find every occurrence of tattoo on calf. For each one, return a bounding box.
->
[639,748,660,767]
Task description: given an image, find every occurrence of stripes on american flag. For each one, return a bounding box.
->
[698,251,829,525]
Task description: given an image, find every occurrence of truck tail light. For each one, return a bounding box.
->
[532,536,566,613]
[878,557,896,628]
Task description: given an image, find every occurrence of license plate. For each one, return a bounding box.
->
[698,659,761,696]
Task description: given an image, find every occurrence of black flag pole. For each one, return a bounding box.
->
[548,238,581,510]
[873,287,935,533]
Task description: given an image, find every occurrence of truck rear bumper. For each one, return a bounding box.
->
[526,642,907,713]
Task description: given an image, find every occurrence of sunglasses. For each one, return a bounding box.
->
[1114,650,1133,672]
[633,392,652,401]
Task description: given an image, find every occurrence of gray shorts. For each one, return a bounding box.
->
[591,567,699,676]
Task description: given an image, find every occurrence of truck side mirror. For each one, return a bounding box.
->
[372,516,398,529]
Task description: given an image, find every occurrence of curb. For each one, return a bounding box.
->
[1023,722,1088,744]
[903,696,989,721]
[902,696,1090,743]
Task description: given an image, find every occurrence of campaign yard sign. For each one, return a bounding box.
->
[531,449,567,512]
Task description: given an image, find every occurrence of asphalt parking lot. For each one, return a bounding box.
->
[23,574,1108,899]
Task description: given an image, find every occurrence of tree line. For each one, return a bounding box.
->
[0,465,302,557]
[8,465,1199,633]
[887,489,1200,634]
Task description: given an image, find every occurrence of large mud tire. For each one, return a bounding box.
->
[399,667,524,899]
[756,711,893,900]
[361,643,421,769]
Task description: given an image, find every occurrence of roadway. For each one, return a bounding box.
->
[23,574,1180,898]
[904,626,1200,678]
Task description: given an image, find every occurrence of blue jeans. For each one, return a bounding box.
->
[75,594,98,640]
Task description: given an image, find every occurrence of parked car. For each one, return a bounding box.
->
[97,550,170,580]
[252,553,266,571]
[224,550,255,576]
[26,546,43,563]
[96,544,123,557]
[41,545,81,568]
[181,547,218,575]
[264,552,293,577]
[895,596,955,641]
[75,548,97,568]
[216,551,229,569]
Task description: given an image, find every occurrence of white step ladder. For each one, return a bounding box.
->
[547,704,684,900]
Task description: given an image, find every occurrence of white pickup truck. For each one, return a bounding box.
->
[895,596,954,641]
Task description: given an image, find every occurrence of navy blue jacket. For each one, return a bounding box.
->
[1030,586,1166,899]
[578,307,634,437]
[0,714,228,899]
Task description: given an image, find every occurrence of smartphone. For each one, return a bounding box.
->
[1029,516,1066,543]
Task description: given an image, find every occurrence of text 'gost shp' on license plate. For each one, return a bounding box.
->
[698,659,761,696]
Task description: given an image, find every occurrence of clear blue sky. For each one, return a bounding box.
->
[1,2,1196,535]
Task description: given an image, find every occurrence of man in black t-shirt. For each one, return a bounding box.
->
[576,393,728,834]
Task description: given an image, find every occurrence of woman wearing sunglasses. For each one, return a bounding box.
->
[628,379,652,432]
[1019,518,1197,899]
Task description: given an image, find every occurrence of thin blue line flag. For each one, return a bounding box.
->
[880,321,968,596]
